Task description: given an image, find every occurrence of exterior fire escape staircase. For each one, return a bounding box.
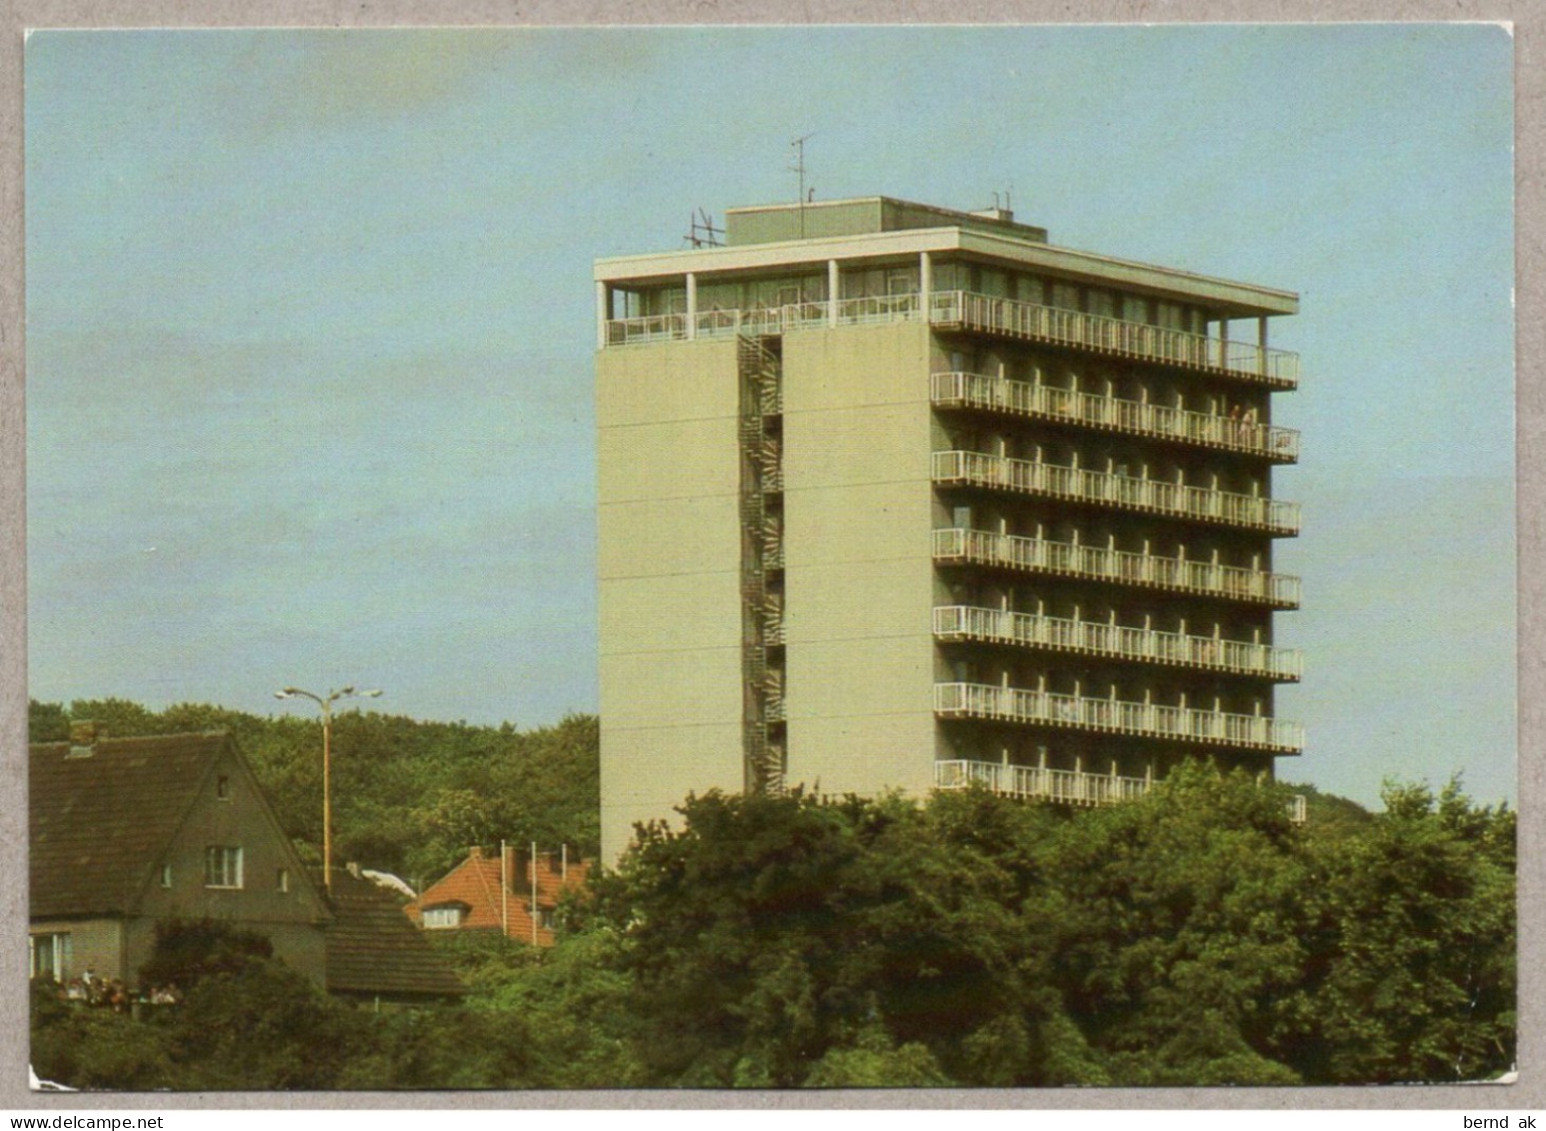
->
[738,335,786,796]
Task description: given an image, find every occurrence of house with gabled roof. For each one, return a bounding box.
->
[405,845,589,947]
[29,722,332,987]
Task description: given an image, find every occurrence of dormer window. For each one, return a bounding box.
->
[216,775,231,800]
[422,905,465,929]
[160,864,172,888]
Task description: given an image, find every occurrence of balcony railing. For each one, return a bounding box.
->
[932,528,1300,608]
[934,682,1304,753]
[602,291,1301,389]
[935,759,1307,822]
[933,605,1300,681]
[928,292,1299,388]
[931,371,1299,462]
[933,450,1300,535]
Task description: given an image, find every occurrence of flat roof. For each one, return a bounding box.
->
[596,222,1298,317]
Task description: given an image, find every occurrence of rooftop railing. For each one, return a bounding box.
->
[931,371,1300,462]
[935,759,1308,822]
[933,605,1300,681]
[933,450,1301,535]
[935,682,1304,753]
[932,527,1300,608]
[603,291,1301,389]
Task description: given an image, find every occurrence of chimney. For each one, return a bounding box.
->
[468,845,484,860]
[67,720,104,758]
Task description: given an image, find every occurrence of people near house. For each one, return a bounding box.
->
[43,973,183,1009]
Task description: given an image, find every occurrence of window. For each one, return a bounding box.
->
[160,864,173,888]
[1087,289,1116,318]
[538,908,557,931]
[29,932,70,981]
[1051,282,1080,312]
[204,846,243,889]
[276,868,290,893]
[423,907,463,929]
[216,775,231,800]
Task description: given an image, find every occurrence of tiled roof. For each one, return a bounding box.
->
[324,869,466,999]
[406,847,590,945]
[30,733,224,918]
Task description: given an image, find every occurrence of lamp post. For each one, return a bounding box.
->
[274,685,382,892]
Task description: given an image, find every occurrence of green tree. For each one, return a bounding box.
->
[30,981,179,1090]
[1283,779,1515,1083]
[65,697,161,736]
[165,958,356,1090]
[590,789,1082,1087]
[1038,762,1310,1085]
[139,918,275,990]
[28,699,70,742]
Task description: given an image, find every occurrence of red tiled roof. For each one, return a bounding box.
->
[30,733,226,918]
[406,847,590,945]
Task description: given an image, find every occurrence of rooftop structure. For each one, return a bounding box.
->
[595,196,1303,861]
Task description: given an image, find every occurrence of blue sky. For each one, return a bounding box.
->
[25,25,1515,807]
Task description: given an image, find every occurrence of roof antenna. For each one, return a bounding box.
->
[790,133,815,238]
[684,207,724,249]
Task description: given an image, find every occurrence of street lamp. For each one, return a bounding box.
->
[274,685,382,892]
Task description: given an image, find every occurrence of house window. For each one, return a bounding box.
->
[538,908,557,931]
[204,846,243,889]
[160,864,173,888]
[276,868,290,893]
[422,907,463,929]
[216,775,231,800]
[29,932,70,981]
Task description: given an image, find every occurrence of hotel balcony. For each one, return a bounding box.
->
[927,292,1298,389]
[933,605,1300,681]
[932,528,1300,608]
[933,450,1301,536]
[931,371,1299,463]
[934,758,1308,823]
[602,291,1300,390]
[935,681,1304,754]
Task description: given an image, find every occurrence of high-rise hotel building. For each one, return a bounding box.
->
[595,197,1302,861]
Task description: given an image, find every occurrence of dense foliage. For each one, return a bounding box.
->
[29,746,1516,1090]
[29,697,599,880]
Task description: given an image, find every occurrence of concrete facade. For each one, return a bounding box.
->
[596,196,1304,861]
[597,339,746,853]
